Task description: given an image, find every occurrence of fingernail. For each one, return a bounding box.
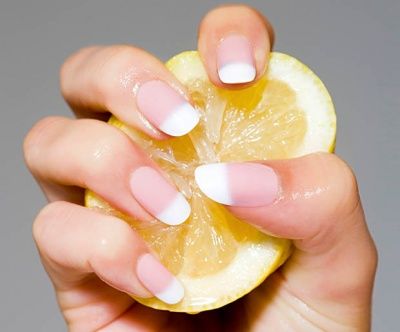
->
[137,253,184,305]
[137,80,199,136]
[217,35,256,84]
[130,166,191,225]
[195,163,278,207]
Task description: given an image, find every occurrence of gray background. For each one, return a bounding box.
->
[0,0,398,331]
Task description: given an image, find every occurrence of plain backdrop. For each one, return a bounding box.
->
[0,0,398,331]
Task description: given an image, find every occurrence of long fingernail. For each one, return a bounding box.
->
[195,163,278,207]
[130,166,191,225]
[137,80,199,136]
[217,35,256,84]
[137,253,184,305]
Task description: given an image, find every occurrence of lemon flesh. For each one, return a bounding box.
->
[85,51,336,313]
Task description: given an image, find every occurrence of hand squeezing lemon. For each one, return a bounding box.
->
[86,51,336,313]
[25,4,376,331]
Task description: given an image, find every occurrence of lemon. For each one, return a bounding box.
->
[85,51,336,313]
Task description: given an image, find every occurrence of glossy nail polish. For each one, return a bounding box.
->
[130,166,191,225]
[137,253,184,305]
[137,80,199,136]
[195,162,278,207]
[217,35,256,84]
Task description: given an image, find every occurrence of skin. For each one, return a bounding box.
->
[24,5,377,332]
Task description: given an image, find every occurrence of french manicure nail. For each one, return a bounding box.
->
[217,35,256,84]
[195,163,278,207]
[137,253,184,305]
[130,166,191,225]
[137,80,199,136]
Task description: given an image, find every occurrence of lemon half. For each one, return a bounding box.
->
[86,51,336,313]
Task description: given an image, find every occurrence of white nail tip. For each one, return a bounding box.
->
[155,277,185,305]
[194,164,232,205]
[156,193,191,225]
[159,102,200,136]
[218,62,256,84]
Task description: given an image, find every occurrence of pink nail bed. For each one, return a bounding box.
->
[195,162,278,207]
[137,253,184,305]
[217,35,256,84]
[130,166,191,225]
[136,80,199,136]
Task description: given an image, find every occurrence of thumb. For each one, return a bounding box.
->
[195,153,377,311]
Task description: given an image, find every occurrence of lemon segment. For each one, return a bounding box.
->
[85,51,336,313]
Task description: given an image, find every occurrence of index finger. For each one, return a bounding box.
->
[198,4,274,87]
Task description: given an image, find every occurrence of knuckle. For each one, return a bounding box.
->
[201,4,260,25]
[370,241,379,273]
[367,240,378,271]
[300,153,360,225]
[311,153,362,233]
[60,46,100,97]
[85,125,134,178]
[206,3,254,16]
[103,45,140,63]
[23,117,64,172]
[32,201,71,247]
[90,45,140,96]
[325,153,358,198]
[314,152,359,198]
[60,46,98,73]
[228,4,262,17]
[92,217,134,262]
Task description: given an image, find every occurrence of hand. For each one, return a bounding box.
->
[24,4,377,331]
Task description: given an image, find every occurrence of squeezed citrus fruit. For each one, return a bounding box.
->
[85,51,336,313]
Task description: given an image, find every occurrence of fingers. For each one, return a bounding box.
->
[195,153,377,304]
[24,116,191,226]
[198,4,274,86]
[33,201,184,305]
[60,45,199,138]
